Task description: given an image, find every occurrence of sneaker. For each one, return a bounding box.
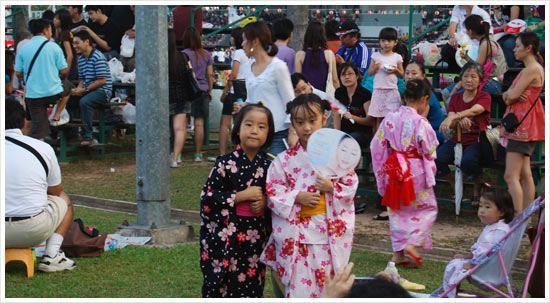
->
[207,156,217,162]
[194,153,203,162]
[38,251,76,272]
[170,161,178,168]
[177,154,183,164]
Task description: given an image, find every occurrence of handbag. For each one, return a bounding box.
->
[181,52,204,101]
[61,218,107,257]
[502,97,540,133]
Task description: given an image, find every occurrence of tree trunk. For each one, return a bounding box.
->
[11,5,29,47]
[286,5,308,51]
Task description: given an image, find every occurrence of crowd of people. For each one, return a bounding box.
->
[4,4,545,299]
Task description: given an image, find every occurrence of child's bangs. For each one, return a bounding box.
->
[291,102,323,121]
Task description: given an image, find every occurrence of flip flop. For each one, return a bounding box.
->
[405,250,424,268]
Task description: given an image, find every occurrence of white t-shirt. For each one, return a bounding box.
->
[5,129,62,217]
[451,5,493,42]
[230,48,250,94]
[243,57,295,133]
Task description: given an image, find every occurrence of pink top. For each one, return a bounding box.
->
[501,71,545,142]
[371,52,403,90]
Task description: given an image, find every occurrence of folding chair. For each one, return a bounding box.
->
[431,196,545,298]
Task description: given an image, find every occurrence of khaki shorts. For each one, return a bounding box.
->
[5,195,68,248]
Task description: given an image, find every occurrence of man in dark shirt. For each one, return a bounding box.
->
[73,5,124,59]
[67,5,87,29]
[109,5,135,33]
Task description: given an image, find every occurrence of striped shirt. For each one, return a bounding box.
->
[336,41,371,76]
[77,48,112,98]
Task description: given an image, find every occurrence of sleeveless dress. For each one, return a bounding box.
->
[302,48,329,91]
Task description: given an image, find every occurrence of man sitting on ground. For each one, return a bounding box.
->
[5,97,76,272]
[71,30,112,146]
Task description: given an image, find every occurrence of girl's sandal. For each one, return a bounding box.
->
[405,250,424,268]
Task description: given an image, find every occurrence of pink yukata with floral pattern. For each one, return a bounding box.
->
[370,106,439,252]
[260,143,358,298]
[441,219,510,297]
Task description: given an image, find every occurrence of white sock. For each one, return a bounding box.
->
[44,233,64,257]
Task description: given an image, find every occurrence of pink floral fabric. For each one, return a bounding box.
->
[260,143,358,297]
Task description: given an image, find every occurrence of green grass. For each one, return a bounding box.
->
[6,207,528,298]
[62,156,211,211]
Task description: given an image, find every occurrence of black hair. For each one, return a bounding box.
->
[459,61,484,83]
[54,9,72,32]
[73,30,92,45]
[347,277,412,298]
[168,28,187,82]
[404,79,430,102]
[518,32,544,65]
[243,21,278,57]
[464,15,492,63]
[28,19,52,36]
[325,20,340,40]
[339,62,362,82]
[41,9,54,21]
[85,5,103,14]
[286,93,331,122]
[291,73,309,88]
[272,18,294,41]
[230,27,244,50]
[407,59,435,94]
[480,184,515,224]
[5,97,26,130]
[303,21,327,68]
[379,27,398,41]
[68,5,83,14]
[231,104,275,150]
[393,40,409,69]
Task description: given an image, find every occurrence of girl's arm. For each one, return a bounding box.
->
[393,62,404,78]
[200,158,238,210]
[367,58,379,76]
[63,40,73,74]
[333,111,342,130]
[326,50,340,89]
[476,39,488,65]
[332,171,359,203]
[265,156,301,219]
[222,60,241,97]
[295,51,304,73]
[207,64,214,99]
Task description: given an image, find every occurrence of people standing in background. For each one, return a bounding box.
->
[172,6,203,45]
[295,21,339,96]
[234,21,296,156]
[325,20,341,54]
[273,18,296,74]
[182,26,214,162]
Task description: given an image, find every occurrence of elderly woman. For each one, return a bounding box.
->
[436,62,491,205]
[501,32,545,214]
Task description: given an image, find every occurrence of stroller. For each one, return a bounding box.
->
[432,196,545,298]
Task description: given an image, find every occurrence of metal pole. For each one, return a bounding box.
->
[135,5,171,228]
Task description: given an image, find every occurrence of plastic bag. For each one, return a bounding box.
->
[48,103,70,126]
[121,103,136,124]
[417,41,441,66]
[108,57,124,81]
[119,69,136,83]
[120,34,135,58]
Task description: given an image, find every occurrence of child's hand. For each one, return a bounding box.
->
[373,62,381,72]
[237,186,263,203]
[315,176,333,193]
[296,192,320,208]
[462,263,473,270]
[322,263,355,298]
[250,195,266,214]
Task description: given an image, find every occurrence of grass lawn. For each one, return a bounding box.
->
[5,207,527,298]
[62,156,211,211]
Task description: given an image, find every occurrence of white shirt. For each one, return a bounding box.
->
[243,57,295,132]
[5,129,62,217]
[451,5,493,42]
[230,49,250,94]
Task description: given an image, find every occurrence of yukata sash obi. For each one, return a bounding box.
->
[381,147,422,210]
[300,194,327,218]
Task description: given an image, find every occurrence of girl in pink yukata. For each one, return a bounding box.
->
[370,79,439,268]
[260,94,359,298]
[441,185,514,297]
[367,27,404,130]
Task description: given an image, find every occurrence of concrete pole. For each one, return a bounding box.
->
[135,5,171,228]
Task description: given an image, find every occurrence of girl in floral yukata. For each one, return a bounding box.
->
[370,79,439,268]
[440,185,514,297]
[260,94,359,298]
[200,104,275,297]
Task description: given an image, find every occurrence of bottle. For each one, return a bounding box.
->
[384,261,400,283]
